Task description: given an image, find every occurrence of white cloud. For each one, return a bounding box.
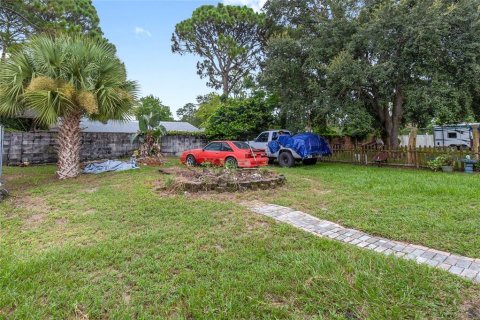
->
[134,26,152,38]
[223,0,267,12]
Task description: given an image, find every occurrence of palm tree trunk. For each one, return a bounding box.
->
[57,113,82,179]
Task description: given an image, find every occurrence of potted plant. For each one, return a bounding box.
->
[439,155,454,172]
[427,155,454,172]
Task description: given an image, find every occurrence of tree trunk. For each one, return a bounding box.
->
[389,85,404,149]
[382,106,393,147]
[222,73,229,97]
[57,113,82,179]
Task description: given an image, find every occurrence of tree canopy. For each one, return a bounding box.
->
[262,0,480,146]
[135,95,174,122]
[172,3,266,97]
[194,93,224,128]
[0,0,103,60]
[176,102,201,127]
[205,92,277,140]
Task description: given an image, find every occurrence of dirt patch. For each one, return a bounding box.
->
[3,173,26,182]
[83,187,99,194]
[81,209,97,216]
[55,218,68,226]
[137,155,166,166]
[23,213,47,228]
[246,219,270,233]
[15,196,51,214]
[265,294,290,309]
[122,292,131,305]
[73,304,89,320]
[0,304,16,318]
[460,292,480,319]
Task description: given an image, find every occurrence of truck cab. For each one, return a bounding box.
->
[248,130,292,151]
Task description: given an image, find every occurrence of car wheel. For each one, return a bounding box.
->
[225,156,238,168]
[278,152,294,167]
[302,158,318,165]
[186,155,197,166]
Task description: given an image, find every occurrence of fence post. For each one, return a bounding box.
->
[407,127,417,165]
[472,124,479,161]
[415,146,420,168]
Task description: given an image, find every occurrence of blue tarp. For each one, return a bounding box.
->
[83,159,139,174]
[268,133,332,158]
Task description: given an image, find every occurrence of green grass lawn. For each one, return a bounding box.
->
[243,163,480,258]
[0,162,479,319]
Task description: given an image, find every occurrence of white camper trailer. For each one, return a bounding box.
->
[433,123,479,149]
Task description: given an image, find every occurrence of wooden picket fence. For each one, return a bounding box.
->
[323,145,480,170]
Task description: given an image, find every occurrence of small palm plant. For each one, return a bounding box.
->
[0,36,138,179]
[134,112,167,158]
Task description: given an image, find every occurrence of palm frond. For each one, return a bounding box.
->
[0,34,138,124]
[22,90,59,125]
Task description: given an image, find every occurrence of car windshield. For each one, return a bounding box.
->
[233,141,251,149]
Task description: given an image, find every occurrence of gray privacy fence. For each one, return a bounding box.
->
[1,132,207,165]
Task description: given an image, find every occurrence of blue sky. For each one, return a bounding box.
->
[93,0,265,119]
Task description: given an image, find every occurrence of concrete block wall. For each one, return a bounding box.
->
[79,132,139,162]
[3,132,58,165]
[1,132,207,165]
[2,132,139,165]
[161,135,208,156]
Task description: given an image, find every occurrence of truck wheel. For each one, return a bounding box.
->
[302,158,318,165]
[278,152,294,167]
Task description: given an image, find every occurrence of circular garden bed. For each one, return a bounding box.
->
[158,167,286,193]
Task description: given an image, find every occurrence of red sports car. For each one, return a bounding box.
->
[180,141,269,168]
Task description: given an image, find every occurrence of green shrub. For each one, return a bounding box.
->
[474,161,480,172]
[427,155,453,171]
[166,131,206,137]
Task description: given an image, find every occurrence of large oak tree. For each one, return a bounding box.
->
[262,0,480,146]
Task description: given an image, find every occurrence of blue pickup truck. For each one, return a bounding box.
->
[266,132,332,167]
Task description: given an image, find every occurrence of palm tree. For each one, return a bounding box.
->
[0,35,138,179]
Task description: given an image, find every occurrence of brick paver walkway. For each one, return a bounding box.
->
[243,201,480,283]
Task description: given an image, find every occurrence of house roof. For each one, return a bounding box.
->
[51,119,201,133]
[159,121,201,132]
